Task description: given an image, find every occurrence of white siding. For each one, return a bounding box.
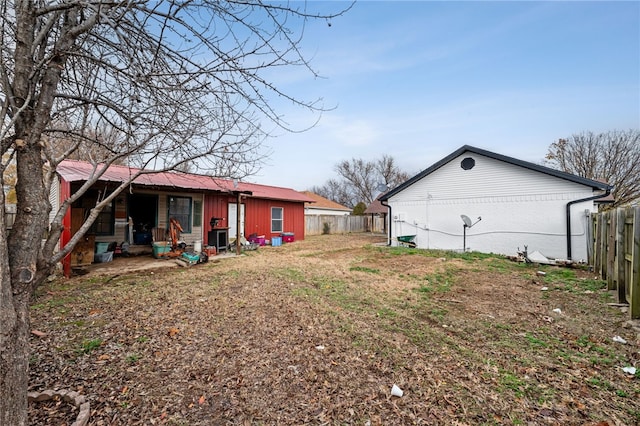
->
[389,153,597,260]
[48,178,62,253]
[49,177,60,226]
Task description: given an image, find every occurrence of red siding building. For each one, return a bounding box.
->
[54,160,314,275]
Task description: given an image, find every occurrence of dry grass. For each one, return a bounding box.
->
[29,233,640,425]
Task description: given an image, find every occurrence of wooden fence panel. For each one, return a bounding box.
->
[621,208,640,318]
[305,215,386,236]
[607,211,616,290]
[616,208,626,303]
[592,213,602,276]
[632,209,640,318]
[591,206,640,318]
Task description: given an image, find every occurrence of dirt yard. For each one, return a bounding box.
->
[29,233,640,425]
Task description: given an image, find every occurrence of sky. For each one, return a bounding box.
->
[250,1,640,190]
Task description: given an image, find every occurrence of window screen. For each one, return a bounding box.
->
[271,207,283,233]
[168,196,192,233]
[193,200,202,228]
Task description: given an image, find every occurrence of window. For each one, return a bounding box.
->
[168,196,192,233]
[73,190,115,236]
[92,200,115,235]
[193,200,202,228]
[271,207,283,233]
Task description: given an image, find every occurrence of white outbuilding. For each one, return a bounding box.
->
[379,145,611,261]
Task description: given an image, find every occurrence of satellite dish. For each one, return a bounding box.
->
[376,183,388,192]
[461,215,482,252]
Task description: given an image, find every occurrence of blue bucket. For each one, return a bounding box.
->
[271,236,282,247]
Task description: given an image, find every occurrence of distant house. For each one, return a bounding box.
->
[52,160,313,274]
[380,145,611,261]
[364,198,386,216]
[364,197,388,233]
[300,191,351,216]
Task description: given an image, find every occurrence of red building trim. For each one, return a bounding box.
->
[60,178,72,277]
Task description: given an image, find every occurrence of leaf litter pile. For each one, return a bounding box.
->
[29,234,640,425]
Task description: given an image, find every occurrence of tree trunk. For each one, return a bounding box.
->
[1,151,51,424]
[0,187,28,425]
[2,123,53,425]
[1,2,72,422]
[0,288,30,426]
[1,138,53,424]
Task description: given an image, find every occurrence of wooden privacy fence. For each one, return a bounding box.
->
[591,206,640,318]
[305,215,386,236]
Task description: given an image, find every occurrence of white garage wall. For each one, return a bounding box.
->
[388,153,597,260]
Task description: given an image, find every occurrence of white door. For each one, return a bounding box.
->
[227,203,245,240]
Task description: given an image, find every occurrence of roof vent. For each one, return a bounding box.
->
[461,157,475,170]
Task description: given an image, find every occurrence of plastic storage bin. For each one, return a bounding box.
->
[281,232,295,243]
[95,242,110,254]
[94,251,113,263]
[248,235,266,246]
[153,242,171,258]
[134,232,152,245]
[181,252,200,263]
[271,236,282,247]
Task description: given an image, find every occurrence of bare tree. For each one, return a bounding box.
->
[312,155,410,208]
[0,1,352,423]
[311,177,353,209]
[545,130,640,207]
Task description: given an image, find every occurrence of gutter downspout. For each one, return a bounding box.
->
[566,188,610,260]
[381,199,392,246]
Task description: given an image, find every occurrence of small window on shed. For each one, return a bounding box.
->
[271,207,283,233]
[461,157,475,170]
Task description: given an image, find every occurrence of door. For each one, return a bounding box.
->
[70,207,95,266]
[127,194,158,244]
[228,203,245,240]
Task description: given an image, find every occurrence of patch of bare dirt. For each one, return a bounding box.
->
[29,234,640,425]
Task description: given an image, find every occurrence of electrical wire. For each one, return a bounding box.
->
[393,220,586,237]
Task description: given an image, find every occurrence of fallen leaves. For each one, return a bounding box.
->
[27,234,640,425]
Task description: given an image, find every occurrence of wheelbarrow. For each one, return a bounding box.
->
[397,235,417,248]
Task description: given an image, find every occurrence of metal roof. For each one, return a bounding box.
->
[57,160,314,203]
[380,145,612,201]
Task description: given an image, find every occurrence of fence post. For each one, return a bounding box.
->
[616,208,627,303]
[592,214,600,275]
[607,211,616,290]
[630,207,640,319]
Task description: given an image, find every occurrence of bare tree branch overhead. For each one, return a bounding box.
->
[0,1,353,423]
[545,130,640,208]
